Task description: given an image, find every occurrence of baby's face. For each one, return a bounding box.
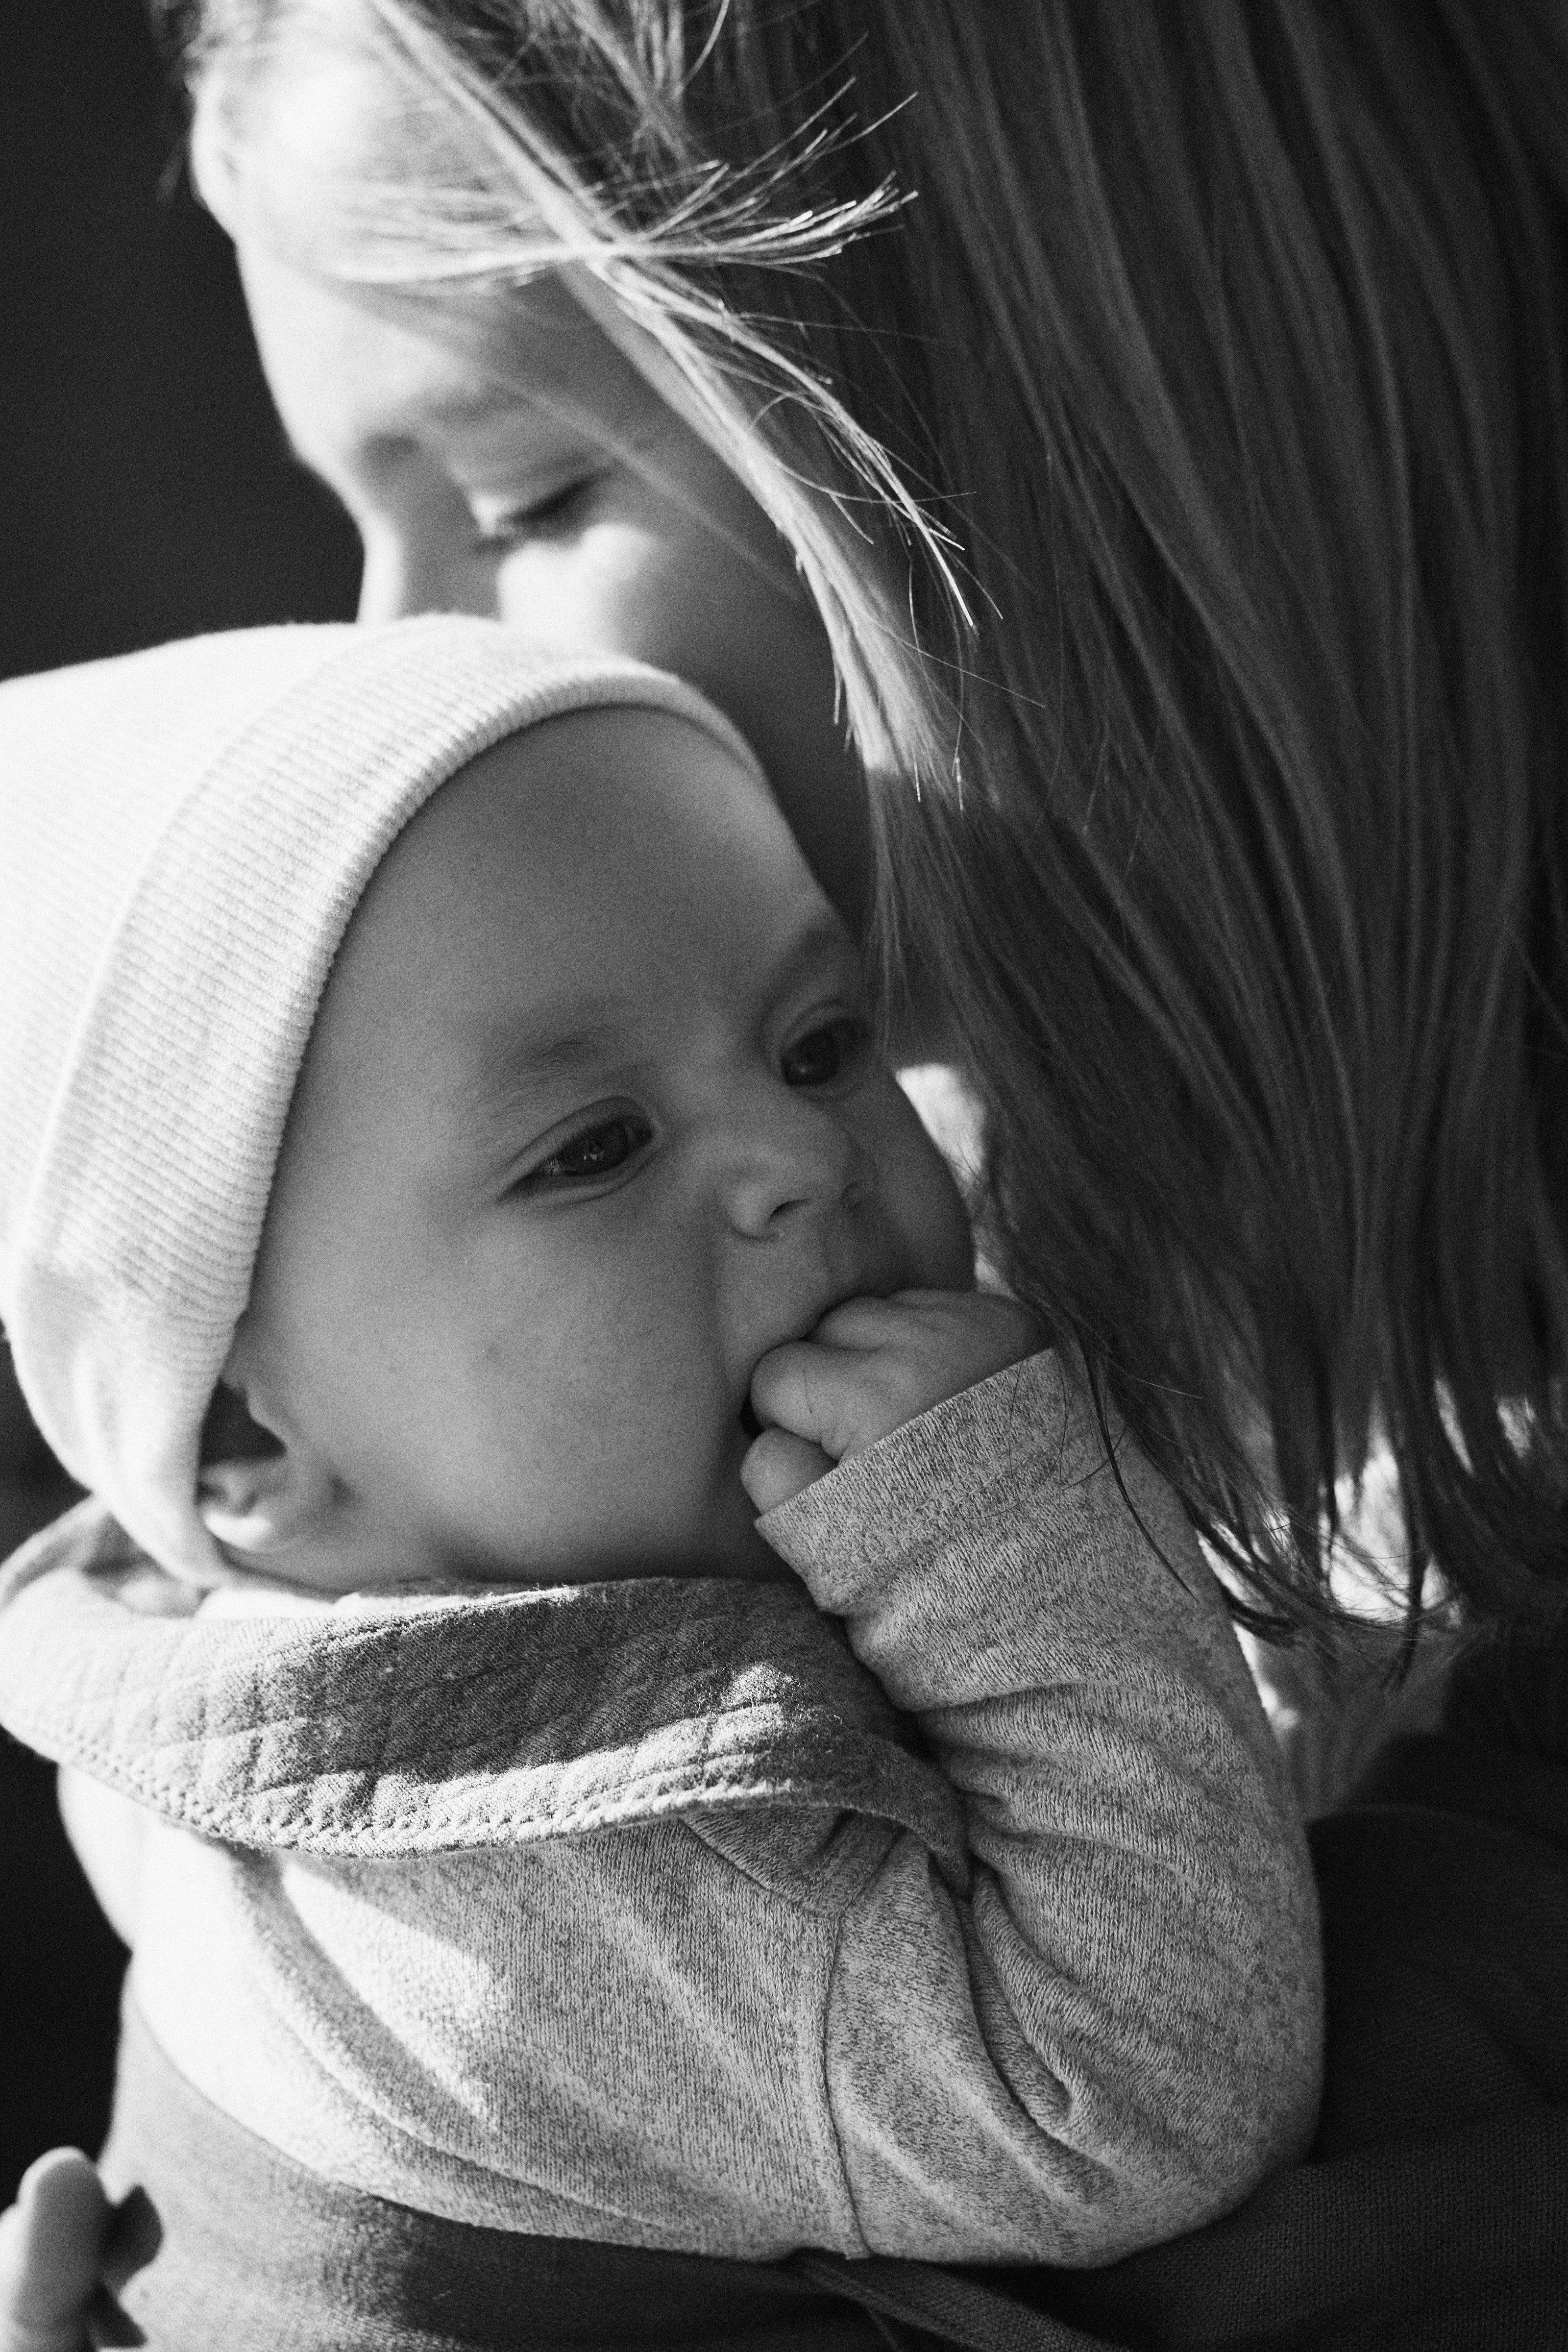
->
[230,710,971,1589]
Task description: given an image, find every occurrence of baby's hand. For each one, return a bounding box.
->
[0,2150,108,2352]
[742,1291,1042,1514]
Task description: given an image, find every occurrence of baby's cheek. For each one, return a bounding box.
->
[594,1315,727,1487]
[882,1093,976,1290]
[932,1161,979,1289]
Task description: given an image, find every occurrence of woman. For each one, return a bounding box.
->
[3,1,1565,2340]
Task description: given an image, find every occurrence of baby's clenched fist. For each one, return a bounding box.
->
[741,1291,1043,1515]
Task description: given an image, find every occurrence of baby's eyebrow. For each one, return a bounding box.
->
[772,912,858,981]
[458,1012,630,1131]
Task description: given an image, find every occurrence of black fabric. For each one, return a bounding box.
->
[96,2010,887,2352]
[98,1630,1568,2349]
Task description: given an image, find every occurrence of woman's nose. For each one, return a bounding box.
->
[356,520,500,626]
[722,1093,872,1241]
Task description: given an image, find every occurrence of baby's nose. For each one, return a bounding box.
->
[723,1098,871,1241]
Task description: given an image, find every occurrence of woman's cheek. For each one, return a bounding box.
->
[489,528,659,660]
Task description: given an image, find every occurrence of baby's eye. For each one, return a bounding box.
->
[520,1111,653,1193]
[780,1018,865,1090]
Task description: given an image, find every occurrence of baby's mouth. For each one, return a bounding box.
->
[738,1397,763,1442]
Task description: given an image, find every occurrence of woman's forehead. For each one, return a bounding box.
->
[236,239,661,466]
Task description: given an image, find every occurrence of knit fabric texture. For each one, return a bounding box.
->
[0,617,763,1585]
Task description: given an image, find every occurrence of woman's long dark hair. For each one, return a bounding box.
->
[160,0,1568,1633]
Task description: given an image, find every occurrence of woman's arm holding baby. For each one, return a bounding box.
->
[746,1301,1322,2266]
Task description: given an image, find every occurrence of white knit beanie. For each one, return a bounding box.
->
[0,616,766,1583]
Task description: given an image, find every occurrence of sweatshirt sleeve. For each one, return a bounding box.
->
[757,1349,1323,2265]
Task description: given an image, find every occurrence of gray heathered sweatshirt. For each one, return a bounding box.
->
[0,1350,1321,2265]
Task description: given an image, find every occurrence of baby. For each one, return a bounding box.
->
[0,619,1320,2342]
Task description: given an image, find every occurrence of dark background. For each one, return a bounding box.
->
[1,0,359,2192]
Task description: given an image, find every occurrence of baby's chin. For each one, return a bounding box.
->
[539,1477,796,1587]
[537,1494,793,1588]
[557,1530,794,1587]
[203,1530,791,1600]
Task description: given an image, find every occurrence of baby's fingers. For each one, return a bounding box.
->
[749,1340,860,1462]
[752,1325,963,1465]
[0,2150,109,2352]
[741,1427,835,1514]
[806,1295,913,1350]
